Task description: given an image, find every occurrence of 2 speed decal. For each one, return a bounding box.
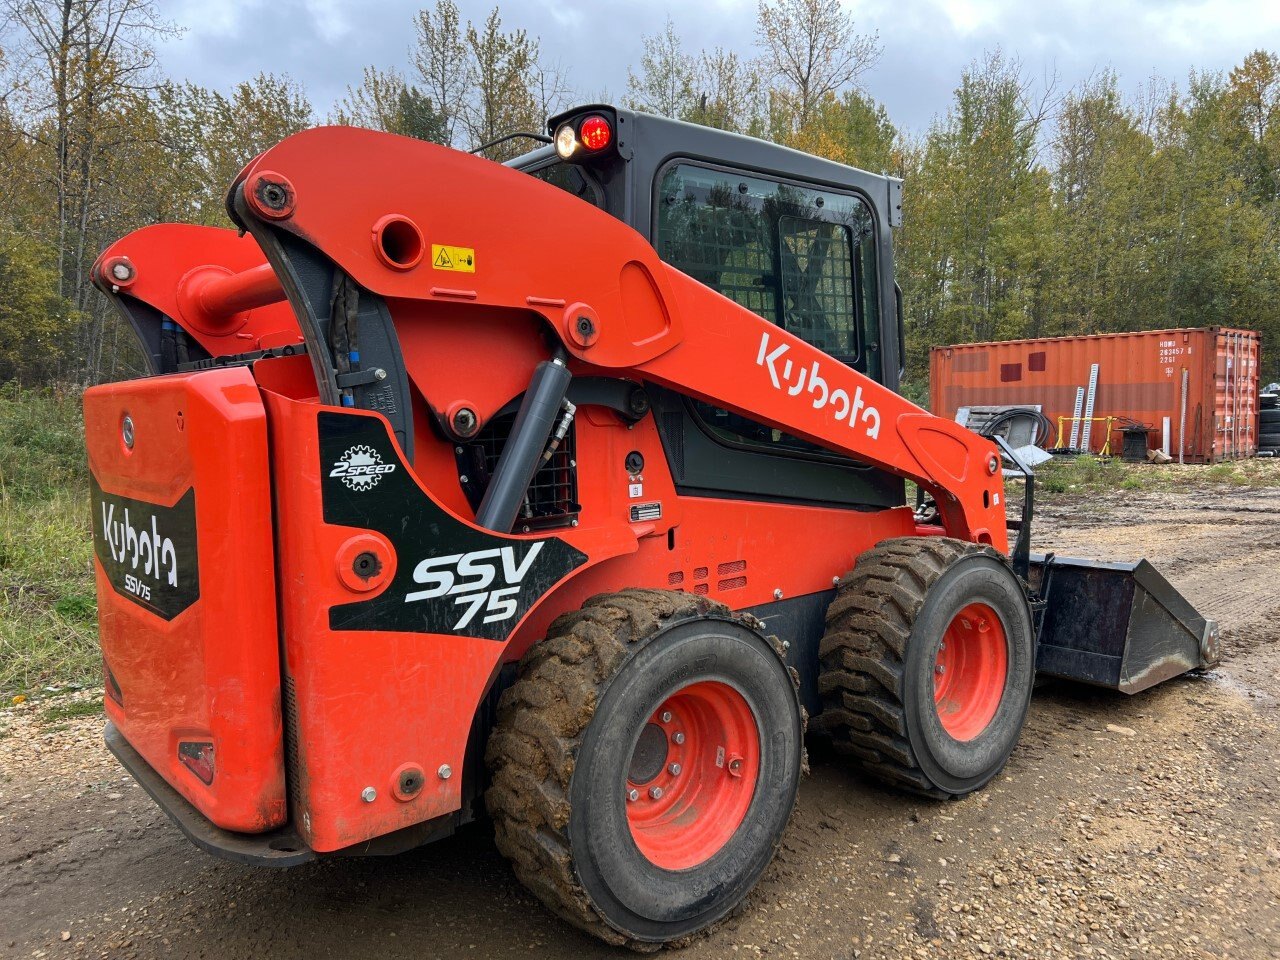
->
[330,444,396,491]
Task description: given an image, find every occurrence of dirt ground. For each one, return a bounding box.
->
[4,482,1280,959]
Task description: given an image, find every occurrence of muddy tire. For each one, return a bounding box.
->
[815,538,1034,799]
[485,589,804,950]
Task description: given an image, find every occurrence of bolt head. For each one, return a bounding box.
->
[627,788,639,802]
[773,588,784,600]
[361,786,377,802]
[374,367,387,381]
[437,764,452,780]
[121,415,135,449]
[649,786,664,800]
[459,474,469,484]
[935,664,945,675]
[452,406,478,436]
[833,576,841,586]
[111,261,132,281]
[660,710,672,723]
[668,763,682,776]
[672,732,685,745]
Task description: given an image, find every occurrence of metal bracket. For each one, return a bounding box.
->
[336,367,387,389]
[992,435,1035,584]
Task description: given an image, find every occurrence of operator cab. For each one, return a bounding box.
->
[509,105,906,511]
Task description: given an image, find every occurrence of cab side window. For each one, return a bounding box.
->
[655,163,880,455]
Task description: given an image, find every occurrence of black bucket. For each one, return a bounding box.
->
[1029,554,1219,694]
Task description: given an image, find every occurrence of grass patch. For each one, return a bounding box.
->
[41,697,103,723]
[1028,454,1280,501]
[0,384,98,696]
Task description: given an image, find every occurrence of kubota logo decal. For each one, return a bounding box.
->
[90,477,199,620]
[330,444,396,491]
[756,331,881,440]
[101,502,179,592]
[405,543,544,629]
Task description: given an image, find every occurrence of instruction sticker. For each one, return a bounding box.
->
[431,244,475,272]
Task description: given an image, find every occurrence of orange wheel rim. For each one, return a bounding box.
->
[624,681,760,870]
[933,602,1008,741]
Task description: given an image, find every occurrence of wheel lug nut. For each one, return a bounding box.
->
[627,788,639,802]
[649,786,664,800]
[672,732,685,745]
[660,710,672,723]
[668,763,681,776]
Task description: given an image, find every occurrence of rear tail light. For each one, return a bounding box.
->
[553,114,614,160]
[579,115,612,151]
[179,741,215,785]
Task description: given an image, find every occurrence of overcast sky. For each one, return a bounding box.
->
[155,0,1280,133]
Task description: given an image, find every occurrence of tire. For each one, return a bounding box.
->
[1260,432,1280,449]
[1260,393,1278,410]
[1260,409,1280,427]
[486,589,804,949]
[815,537,1034,798]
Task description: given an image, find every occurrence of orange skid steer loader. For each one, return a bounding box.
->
[86,106,1217,948]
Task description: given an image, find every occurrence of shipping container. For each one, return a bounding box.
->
[930,327,1260,464]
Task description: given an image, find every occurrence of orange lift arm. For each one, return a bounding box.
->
[100,127,1007,549]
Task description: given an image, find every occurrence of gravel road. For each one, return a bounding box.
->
[3,482,1279,959]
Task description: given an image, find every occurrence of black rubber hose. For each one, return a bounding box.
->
[977,408,1053,448]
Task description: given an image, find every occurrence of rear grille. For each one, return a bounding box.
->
[663,412,685,476]
[462,412,579,529]
[283,675,300,796]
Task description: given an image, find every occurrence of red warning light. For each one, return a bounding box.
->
[579,115,612,152]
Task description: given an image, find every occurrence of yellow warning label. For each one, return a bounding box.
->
[431,244,475,272]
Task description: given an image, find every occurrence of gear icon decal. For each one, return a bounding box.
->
[330,443,395,491]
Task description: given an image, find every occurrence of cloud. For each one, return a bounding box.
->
[152,0,1275,132]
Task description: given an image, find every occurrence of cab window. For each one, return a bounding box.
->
[655,162,881,455]
[523,160,605,208]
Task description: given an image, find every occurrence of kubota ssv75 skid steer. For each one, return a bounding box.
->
[86,105,1218,948]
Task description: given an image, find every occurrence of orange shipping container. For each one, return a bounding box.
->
[929,327,1260,464]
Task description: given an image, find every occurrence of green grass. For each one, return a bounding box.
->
[0,384,98,696]
[41,697,103,722]
[1028,454,1280,500]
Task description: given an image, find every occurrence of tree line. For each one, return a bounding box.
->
[1,0,1277,388]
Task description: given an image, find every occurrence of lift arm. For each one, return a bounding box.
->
[104,127,1008,549]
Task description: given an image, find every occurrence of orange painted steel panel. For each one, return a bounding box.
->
[930,327,1260,463]
[84,369,286,833]
[93,224,300,355]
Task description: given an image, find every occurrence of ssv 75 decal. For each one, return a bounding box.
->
[406,543,544,630]
[319,412,586,641]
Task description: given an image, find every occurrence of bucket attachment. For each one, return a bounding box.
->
[1029,554,1220,694]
